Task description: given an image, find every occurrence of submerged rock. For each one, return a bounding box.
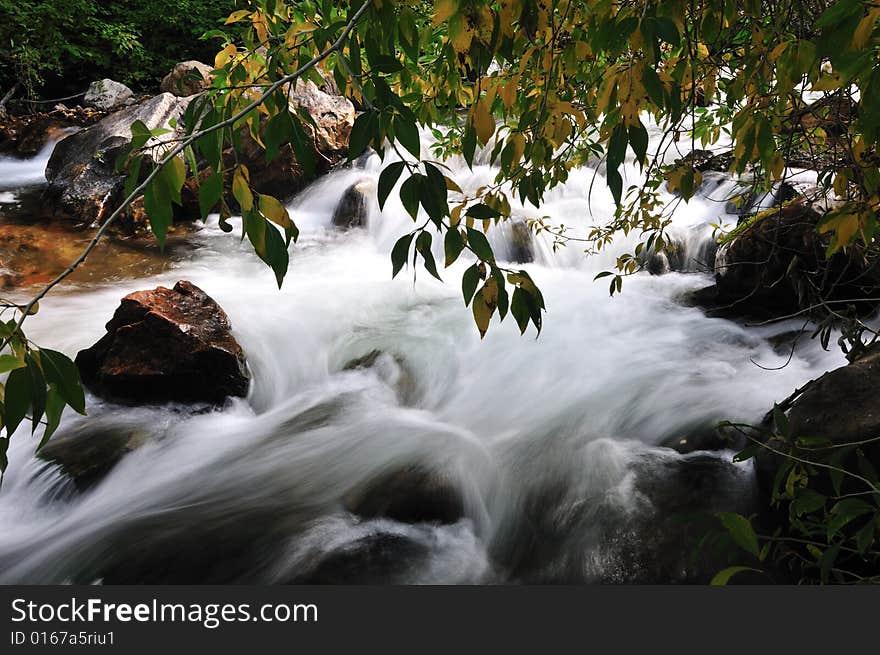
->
[83,79,134,111]
[331,181,370,228]
[160,60,214,97]
[345,466,465,525]
[44,93,191,226]
[342,349,417,404]
[38,421,150,491]
[75,280,249,403]
[292,532,430,584]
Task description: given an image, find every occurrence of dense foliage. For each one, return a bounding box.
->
[0,0,238,97]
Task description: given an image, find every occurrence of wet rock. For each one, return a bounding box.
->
[342,349,417,404]
[234,80,355,198]
[83,79,134,111]
[660,423,744,454]
[160,60,214,97]
[38,421,150,491]
[676,149,733,173]
[507,220,534,264]
[44,93,191,226]
[345,466,465,525]
[0,106,105,157]
[75,280,249,403]
[331,181,370,228]
[292,532,429,584]
[695,200,880,319]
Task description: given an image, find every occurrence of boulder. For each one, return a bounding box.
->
[694,200,880,319]
[785,350,880,446]
[160,60,214,97]
[43,93,191,226]
[289,79,355,156]
[345,466,465,525]
[75,280,249,403]
[234,80,355,198]
[331,181,370,228]
[83,79,134,111]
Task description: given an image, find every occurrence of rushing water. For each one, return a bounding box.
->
[0,129,845,584]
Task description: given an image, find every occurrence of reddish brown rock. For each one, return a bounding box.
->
[75,281,249,403]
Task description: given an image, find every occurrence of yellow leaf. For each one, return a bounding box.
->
[214,44,238,69]
[472,98,495,145]
[500,76,519,110]
[433,0,459,26]
[259,194,293,230]
[852,8,880,50]
[225,9,251,24]
[510,133,525,163]
[232,166,253,212]
[818,211,859,248]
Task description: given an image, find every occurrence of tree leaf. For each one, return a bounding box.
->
[717,512,760,557]
[378,161,406,210]
[710,566,761,586]
[394,115,421,159]
[461,263,481,305]
[38,348,86,415]
[444,228,464,267]
[466,227,494,261]
[391,233,414,278]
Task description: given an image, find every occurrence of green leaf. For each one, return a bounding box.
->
[710,566,761,586]
[3,366,31,438]
[466,227,494,261]
[717,512,760,557]
[198,170,223,219]
[378,161,406,210]
[37,348,86,415]
[415,231,441,281]
[444,228,465,267]
[391,233,414,278]
[462,263,481,305]
[38,386,65,450]
[399,174,423,220]
[510,287,530,334]
[421,163,449,224]
[143,181,173,249]
[394,115,421,159]
[628,123,649,166]
[348,111,378,160]
[826,499,874,540]
[25,354,46,434]
[465,203,501,220]
[791,488,826,517]
[0,354,26,374]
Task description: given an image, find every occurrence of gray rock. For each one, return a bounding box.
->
[83,79,134,111]
[44,93,191,225]
[331,181,370,228]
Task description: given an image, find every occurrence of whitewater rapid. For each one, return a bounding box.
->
[0,129,845,583]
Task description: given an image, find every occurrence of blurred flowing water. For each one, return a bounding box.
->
[0,128,844,584]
